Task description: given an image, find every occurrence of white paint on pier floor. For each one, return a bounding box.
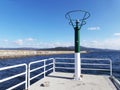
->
[30,72,116,90]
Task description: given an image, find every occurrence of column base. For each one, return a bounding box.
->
[74,53,82,80]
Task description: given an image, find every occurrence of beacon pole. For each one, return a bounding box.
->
[74,20,81,80]
[65,10,90,80]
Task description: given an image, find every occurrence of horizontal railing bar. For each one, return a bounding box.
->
[55,57,111,61]
[29,58,54,66]
[0,64,26,71]
[55,62,110,65]
[81,58,111,61]
[6,81,26,90]
[46,58,54,61]
[55,58,74,60]
[45,68,53,73]
[55,62,110,66]
[81,63,110,66]
[0,72,26,83]
[29,59,46,65]
[81,68,110,71]
[30,65,44,73]
[45,63,53,67]
[55,62,74,65]
[110,76,120,89]
[55,67,110,71]
[55,67,74,70]
[112,76,120,84]
[30,72,44,81]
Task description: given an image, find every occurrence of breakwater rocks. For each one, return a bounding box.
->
[0,50,74,59]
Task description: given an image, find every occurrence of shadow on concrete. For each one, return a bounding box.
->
[47,75,73,80]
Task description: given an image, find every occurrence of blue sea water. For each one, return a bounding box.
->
[0,51,120,90]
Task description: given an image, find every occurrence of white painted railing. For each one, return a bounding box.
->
[55,58,112,76]
[82,58,112,76]
[28,58,54,88]
[0,64,27,90]
[0,57,116,90]
[110,76,120,90]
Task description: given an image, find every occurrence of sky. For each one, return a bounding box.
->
[0,0,120,49]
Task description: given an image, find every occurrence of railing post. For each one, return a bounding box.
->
[110,59,112,76]
[44,59,46,77]
[25,64,28,90]
[53,58,56,72]
[28,64,30,89]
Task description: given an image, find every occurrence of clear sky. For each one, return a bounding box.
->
[0,0,120,49]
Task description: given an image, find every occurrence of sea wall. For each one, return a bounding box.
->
[0,50,74,59]
[0,50,87,59]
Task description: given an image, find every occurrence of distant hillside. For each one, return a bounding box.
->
[38,46,101,51]
[39,47,74,51]
[0,46,119,52]
[39,46,120,52]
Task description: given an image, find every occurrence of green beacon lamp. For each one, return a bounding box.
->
[65,10,90,80]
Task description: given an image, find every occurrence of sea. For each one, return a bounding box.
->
[0,51,120,90]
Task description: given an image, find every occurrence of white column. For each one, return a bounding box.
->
[74,53,81,80]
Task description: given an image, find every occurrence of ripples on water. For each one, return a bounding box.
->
[0,51,120,89]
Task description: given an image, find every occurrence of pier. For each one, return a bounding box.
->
[30,72,116,90]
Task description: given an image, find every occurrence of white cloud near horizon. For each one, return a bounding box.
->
[114,33,120,36]
[87,26,100,31]
[81,38,120,50]
[3,39,8,42]
[32,42,73,48]
[0,38,73,48]
[25,38,34,41]
[13,38,35,46]
[14,39,23,46]
[1,37,120,50]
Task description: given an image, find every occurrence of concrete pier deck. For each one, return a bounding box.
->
[30,72,117,90]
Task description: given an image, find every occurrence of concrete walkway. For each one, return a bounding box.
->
[30,72,116,90]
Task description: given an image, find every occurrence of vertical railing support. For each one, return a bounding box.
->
[44,59,46,77]
[110,59,113,76]
[53,58,56,72]
[28,64,30,89]
[25,64,28,90]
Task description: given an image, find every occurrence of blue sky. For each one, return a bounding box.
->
[0,0,120,49]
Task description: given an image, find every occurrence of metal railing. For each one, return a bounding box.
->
[110,76,120,90]
[28,58,54,88]
[82,58,112,76]
[55,58,112,76]
[0,64,27,90]
[0,57,114,90]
